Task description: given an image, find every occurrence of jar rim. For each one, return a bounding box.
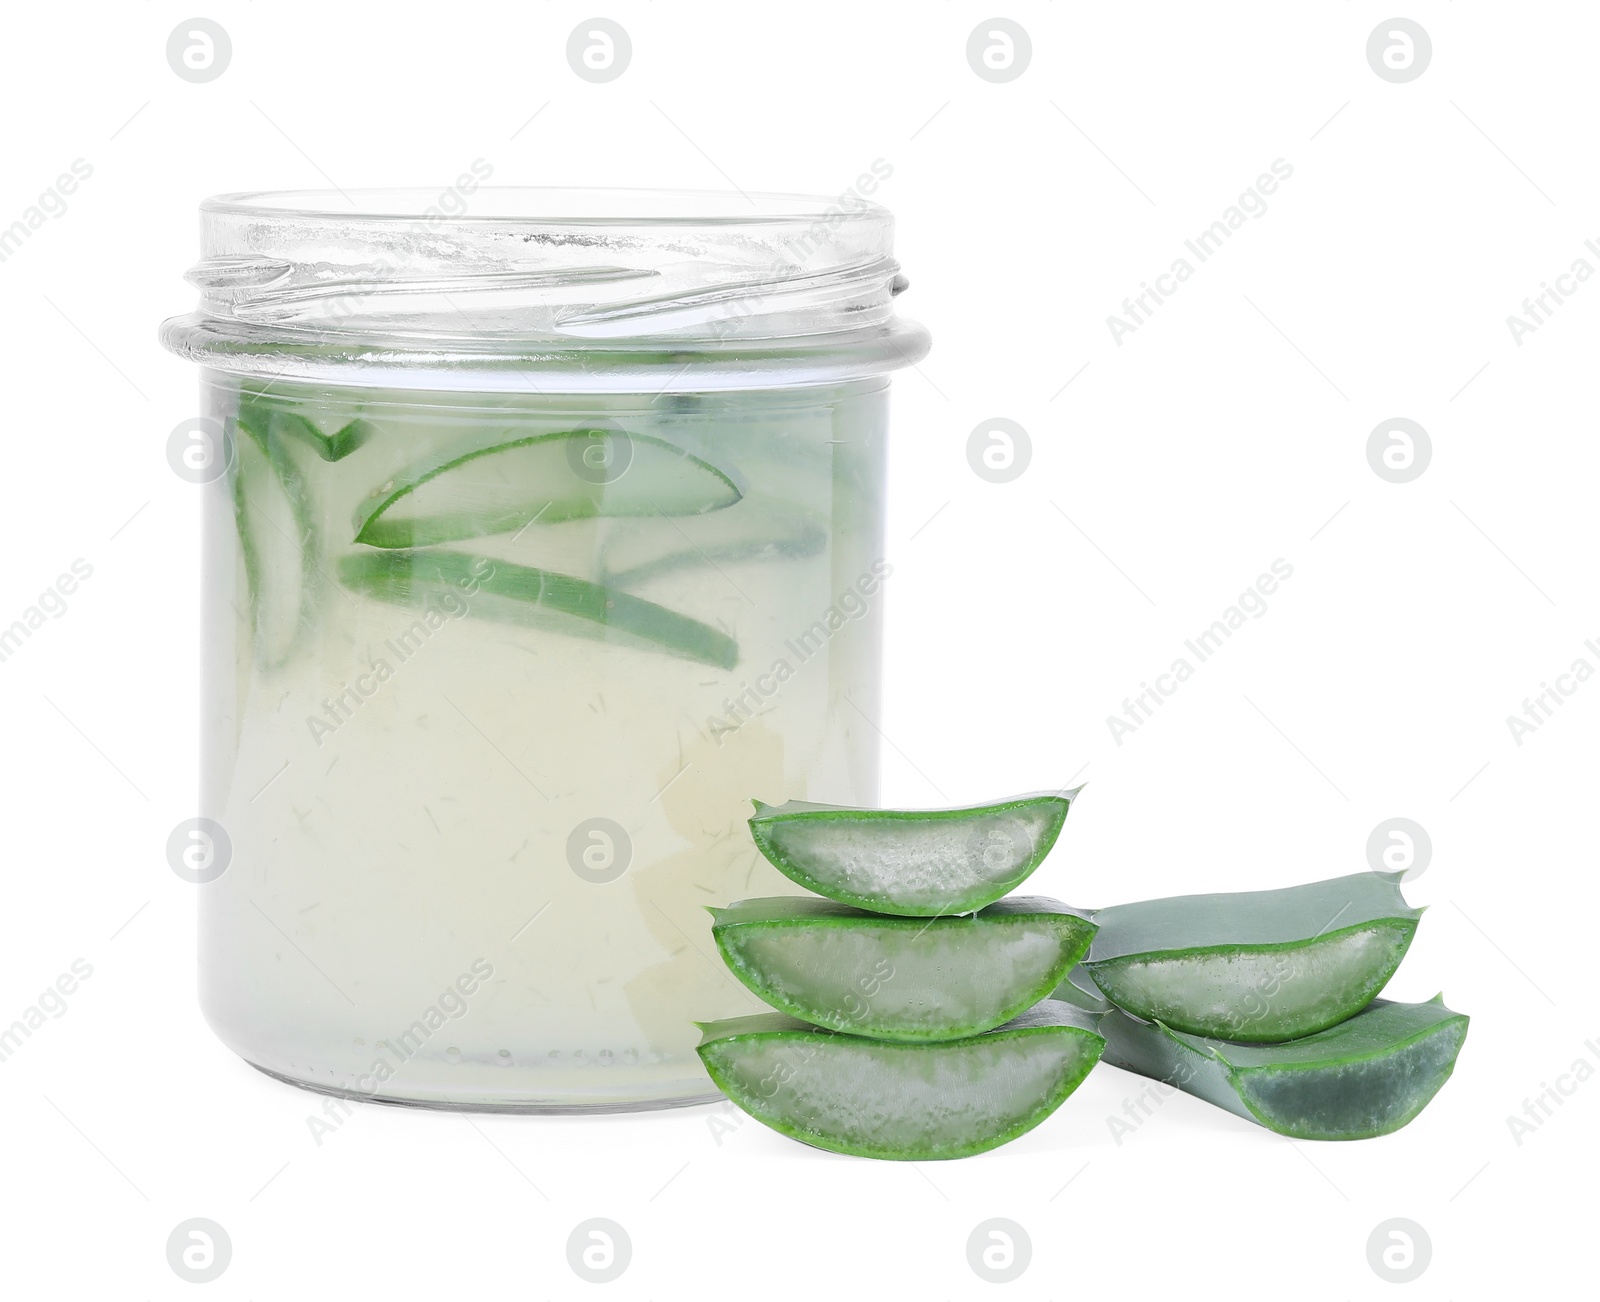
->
[201,186,890,226]
[162,186,927,390]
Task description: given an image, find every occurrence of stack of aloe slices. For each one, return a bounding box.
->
[696,789,1108,1160]
[1054,872,1469,1140]
[228,391,762,670]
[697,792,1470,1158]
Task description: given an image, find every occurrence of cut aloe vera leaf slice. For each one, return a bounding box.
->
[1100,995,1468,1140]
[238,395,375,462]
[232,413,318,670]
[270,410,374,462]
[710,896,1096,1041]
[1082,872,1421,1042]
[747,790,1077,917]
[696,1001,1105,1160]
[353,429,742,548]
[337,548,738,670]
[599,492,827,589]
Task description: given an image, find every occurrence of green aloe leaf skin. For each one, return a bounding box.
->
[1049,965,1113,1015]
[239,394,375,462]
[710,896,1097,1042]
[696,1001,1106,1160]
[746,789,1079,917]
[1082,872,1422,1041]
[1097,994,1468,1140]
[353,429,742,548]
[337,548,738,670]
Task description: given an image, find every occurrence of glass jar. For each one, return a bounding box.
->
[161,188,929,1110]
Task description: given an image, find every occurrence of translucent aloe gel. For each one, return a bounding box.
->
[710,895,1097,1040]
[697,1001,1106,1160]
[161,189,929,1110]
[1081,872,1421,1041]
[748,790,1078,915]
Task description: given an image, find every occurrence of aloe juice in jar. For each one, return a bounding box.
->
[202,376,895,1107]
[165,188,927,1109]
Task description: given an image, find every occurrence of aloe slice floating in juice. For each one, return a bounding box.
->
[710,896,1096,1041]
[337,548,739,669]
[747,790,1078,917]
[696,1001,1105,1160]
[239,392,376,462]
[1099,995,1468,1140]
[232,412,319,670]
[269,410,376,462]
[1082,872,1421,1041]
[599,491,827,590]
[354,429,742,547]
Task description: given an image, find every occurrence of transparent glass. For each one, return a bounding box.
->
[199,374,890,1109]
[163,188,928,1110]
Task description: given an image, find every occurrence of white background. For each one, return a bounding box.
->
[0,2,1594,1296]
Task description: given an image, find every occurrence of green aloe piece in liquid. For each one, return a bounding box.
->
[231,410,319,670]
[337,548,738,670]
[1081,872,1422,1041]
[353,429,742,548]
[746,789,1078,918]
[709,896,1097,1041]
[1096,994,1469,1140]
[239,393,376,461]
[696,1000,1105,1160]
[599,492,827,590]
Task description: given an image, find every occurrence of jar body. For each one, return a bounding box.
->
[198,370,890,1109]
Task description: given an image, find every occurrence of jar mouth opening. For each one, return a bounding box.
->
[164,186,927,388]
[202,186,889,227]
